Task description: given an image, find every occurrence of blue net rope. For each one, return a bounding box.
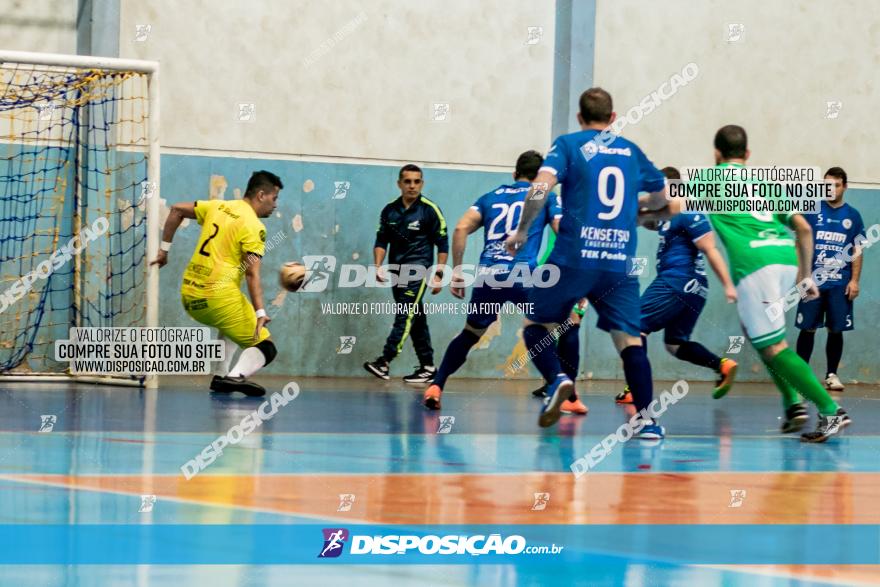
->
[0,65,150,375]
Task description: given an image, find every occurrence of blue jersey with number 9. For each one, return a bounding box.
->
[471,180,561,270]
[541,129,665,272]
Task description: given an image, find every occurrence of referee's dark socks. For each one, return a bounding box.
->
[433,329,481,389]
[621,345,653,414]
[523,324,562,384]
[556,324,580,401]
[674,341,722,371]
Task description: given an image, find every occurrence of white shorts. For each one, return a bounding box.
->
[736,264,797,349]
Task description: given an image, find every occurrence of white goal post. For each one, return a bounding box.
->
[0,50,160,388]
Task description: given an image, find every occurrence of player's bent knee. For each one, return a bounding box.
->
[620,344,647,360]
[611,330,641,352]
[254,339,277,365]
[759,340,787,360]
[665,344,680,356]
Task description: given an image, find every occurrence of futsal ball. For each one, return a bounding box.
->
[279,261,306,292]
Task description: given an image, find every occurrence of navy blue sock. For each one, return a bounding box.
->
[523,324,563,384]
[621,345,653,413]
[556,324,580,400]
[674,340,722,371]
[826,332,843,376]
[796,330,815,363]
[433,329,481,389]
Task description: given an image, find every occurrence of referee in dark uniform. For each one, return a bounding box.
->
[364,164,448,383]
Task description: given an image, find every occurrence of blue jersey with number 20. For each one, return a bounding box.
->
[471,180,561,270]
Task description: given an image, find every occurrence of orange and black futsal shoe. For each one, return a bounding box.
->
[615,386,633,404]
[561,397,589,415]
[713,358,738,399]
[423,384,442,410]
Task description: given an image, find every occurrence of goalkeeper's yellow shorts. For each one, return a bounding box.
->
[182,292,270,348]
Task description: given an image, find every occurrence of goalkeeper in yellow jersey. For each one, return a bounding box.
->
[150,170,283,396]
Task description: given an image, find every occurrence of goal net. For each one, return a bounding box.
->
[0,52,159,386]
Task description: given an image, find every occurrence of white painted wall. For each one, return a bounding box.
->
[0,0,77,54]
[594,0,880,183]
[120,0,556,167]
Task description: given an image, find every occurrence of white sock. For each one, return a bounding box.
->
[228,346,266,378]
[213,335,238,376]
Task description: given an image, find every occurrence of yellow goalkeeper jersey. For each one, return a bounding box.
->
[180,199,267,298]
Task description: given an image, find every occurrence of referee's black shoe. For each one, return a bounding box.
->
[403,365,435,384]
[363,357,391,380]
[210,375,266,397]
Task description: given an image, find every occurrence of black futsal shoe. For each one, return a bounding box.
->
[801,408,850,443]
[210,375,266,397]
[363,357,391,380]
[402,365,436,384]
[781,403,809,433]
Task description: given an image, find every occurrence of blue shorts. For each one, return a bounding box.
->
[796,286,854,332]
[466,281,530,329]
[639,276,708,344]
[527,266,641,336]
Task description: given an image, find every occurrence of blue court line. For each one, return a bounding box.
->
[0,524,877,565]
[0,564,859,587]
[2,432,877,474]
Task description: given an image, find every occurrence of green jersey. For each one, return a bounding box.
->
[706,163,798,284]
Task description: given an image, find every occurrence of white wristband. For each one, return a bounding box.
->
[160,241,172,252]
[255,309,267,318]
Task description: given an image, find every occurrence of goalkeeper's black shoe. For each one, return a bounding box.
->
[210,375,266,397]
[801,408,850,443]
[781,403,809,433]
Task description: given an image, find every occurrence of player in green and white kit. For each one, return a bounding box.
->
[707,125,849,442]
